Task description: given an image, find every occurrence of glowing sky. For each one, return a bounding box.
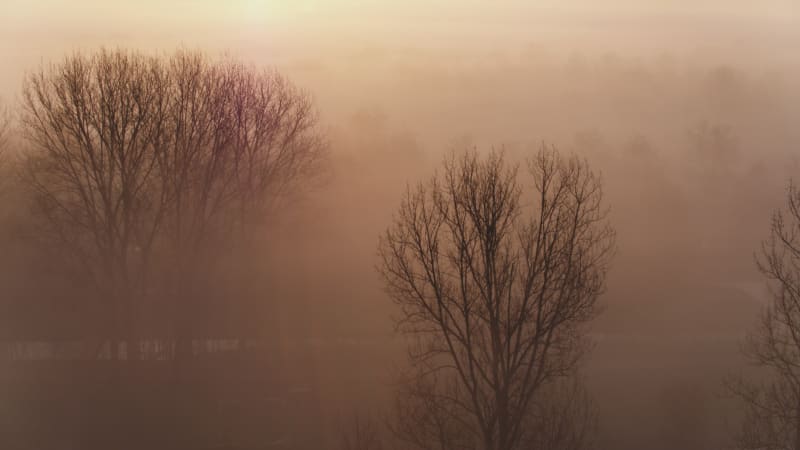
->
[1,0,797,99]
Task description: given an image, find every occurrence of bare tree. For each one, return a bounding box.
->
[19,49,326,360]
[728,181,800,450]
[340,414,385,450]
[378,146,615,450]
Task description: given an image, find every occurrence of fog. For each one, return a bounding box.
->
[1,1,799,449]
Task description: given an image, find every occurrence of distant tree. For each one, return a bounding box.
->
[523,374,598,450]
[340,414,384,450]
[688,121,738,168]
[20,49,325,358]
[728,181,800,450]
[388,370,597,450]
[378,147,615,450]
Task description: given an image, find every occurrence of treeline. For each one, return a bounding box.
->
[0,48,799,450]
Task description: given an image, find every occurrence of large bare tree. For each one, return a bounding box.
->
[20,49,325,360]
[728,181,800,450]
[378,147,615,450]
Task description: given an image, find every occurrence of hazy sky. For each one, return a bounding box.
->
[2,0,798,100]
[2,4,799,448]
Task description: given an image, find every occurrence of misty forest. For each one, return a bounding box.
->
[0,2,799,450]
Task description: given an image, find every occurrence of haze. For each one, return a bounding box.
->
[1,1,799,450]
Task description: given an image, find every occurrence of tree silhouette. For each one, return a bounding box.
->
[378,146,615,450]
[20,49,325,358]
